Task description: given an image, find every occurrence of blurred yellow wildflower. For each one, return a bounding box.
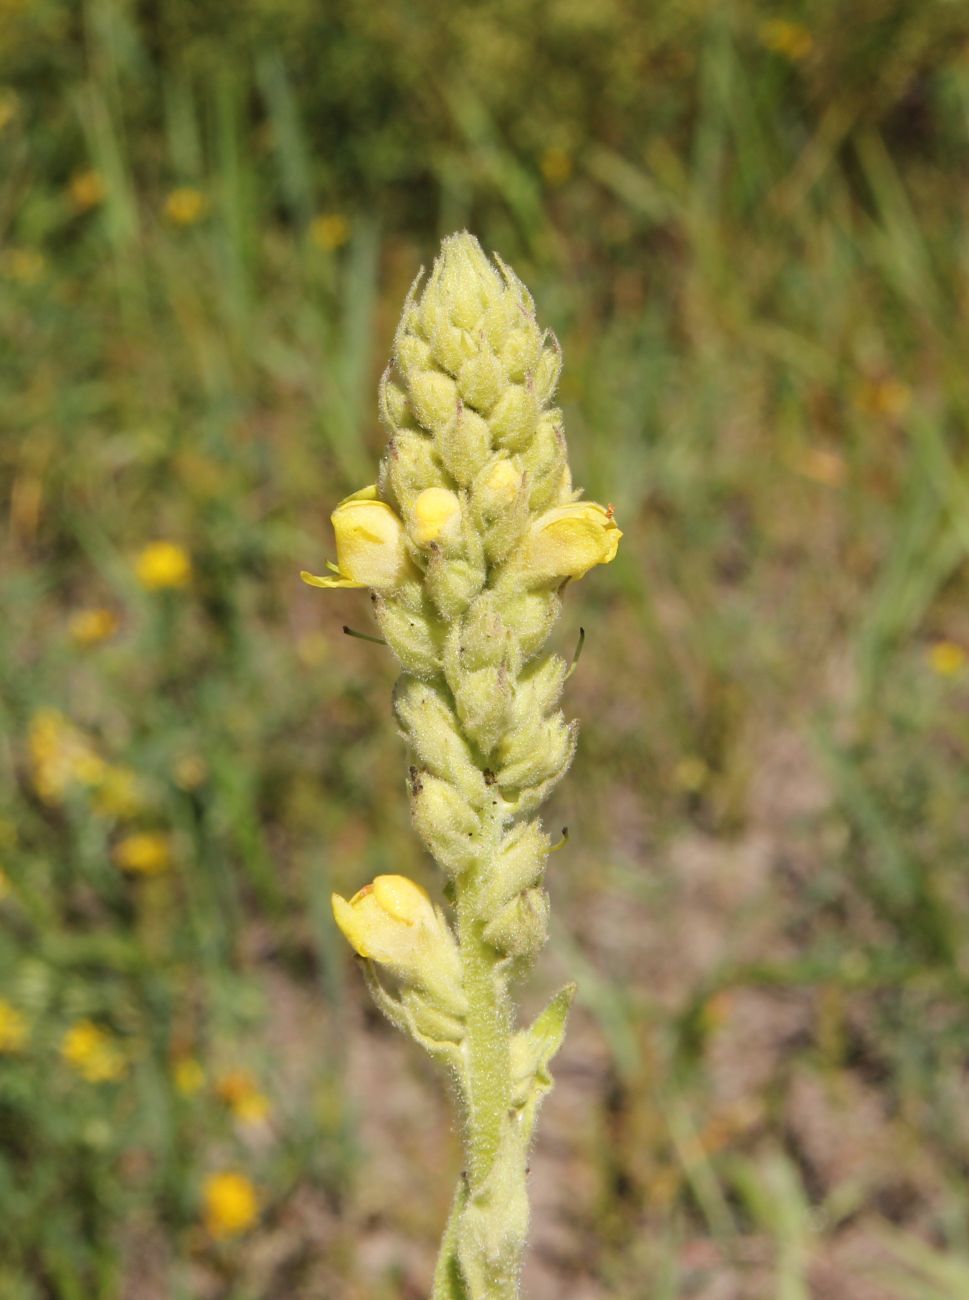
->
[173,754,208,791]
[93,766,144,819]
[62,1020,127,1082]
[540,146,573,186]
[203,1171,259,1238]
[69,607,119,646]
[69,169,106,212]
[164,186,208,225]
[173,1056,206,1096]
[854,375,912,420]
[1,248,46,285]
[929,640,967,677]
[672,755,709,793]
[792,446,847,488]
[0,999,27,1053]
[0,868,10,903]
[759,18,814,61]
[113,831,172,876]
[30,709,106,804]
[215,1070,272,1124]
[310,211,350,251]
[135,540,192,590]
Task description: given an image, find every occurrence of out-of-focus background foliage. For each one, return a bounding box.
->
[4,1,969,1296]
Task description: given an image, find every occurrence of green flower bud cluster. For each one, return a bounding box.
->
[305,232,620,1298]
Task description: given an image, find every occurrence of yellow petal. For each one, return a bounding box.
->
[527,502,622,579]
[300,569,366,590]
[337,484,379,504]
[331,890,373,957]
[372,874,432,925]
[331,496,410,588]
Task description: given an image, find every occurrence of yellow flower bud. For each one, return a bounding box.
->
[332,874,432,961]
[526,502,622,580]
[412,487,461,546]
[331,874,462,1001]
[481,458,522,511]
[301,486,411,591]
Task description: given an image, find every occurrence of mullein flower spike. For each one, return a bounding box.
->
[303,232,620,1299]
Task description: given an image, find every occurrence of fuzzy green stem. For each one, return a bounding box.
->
[431,845,529,1298]
[458,884,511,1187]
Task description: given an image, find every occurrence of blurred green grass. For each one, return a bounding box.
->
[3,1,969,1296]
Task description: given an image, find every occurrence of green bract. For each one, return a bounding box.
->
[307,232,621,1298]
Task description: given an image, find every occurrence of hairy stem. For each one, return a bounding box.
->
[457,880,511,1187]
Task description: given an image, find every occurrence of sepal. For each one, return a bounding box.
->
[509,982,576,1121]
[373,593,445,678]
[482,887,549,960]
[394,677,486,804]
[410,771,484,877]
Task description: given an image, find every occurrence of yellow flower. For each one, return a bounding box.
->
[164,186,208,226]
[759,18,814,61]
[526,501,622,580]
[672,755,709,793]
[69,607,119,646]
[1,248,45,285]
[792,446,847,488]
[61,1020,127,1082]
[301,486,412,591]
[113,831,172,876]
[412,487,462,546]
[69,169,106,212]
[310,212,350,251]
[203,1171,259,1239]
[93,765,144,819]
[929,640,967,677]
[854,376,911,420]
[215,1070,271,1124]
[135,540,192,590]
[0,999,27,1053]
[29,709,105,805]
[172,754,208,790]
[173,1056,206,1096]
[331,874,462,1001]
[540,146,573,186]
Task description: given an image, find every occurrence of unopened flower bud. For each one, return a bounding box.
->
[412,487,462,547]
[301,486,412,591]
[410,773,483,877]
[476,458,523,516]
[488,383,539,450]
[482,887,550,960]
